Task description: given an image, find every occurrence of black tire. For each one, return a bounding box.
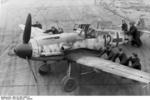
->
[39,64,51,75]
[62,76,78,92]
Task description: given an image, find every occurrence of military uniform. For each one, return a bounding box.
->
[129,55,141,70]
[121,22,128,32]
[128,23,142,47]
[32,22,42,29]
[128,25,137,37]
[118,52,129,66]
[99,47,118,62]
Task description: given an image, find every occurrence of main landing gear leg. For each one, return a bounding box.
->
[39,61,51,75]
[61,61,78,92]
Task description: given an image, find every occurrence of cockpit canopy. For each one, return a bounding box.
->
[73,24,90,33]
[73,24,97,38]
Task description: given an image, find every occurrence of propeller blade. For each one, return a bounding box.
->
[23,14,32,44]
[26,57,38,83]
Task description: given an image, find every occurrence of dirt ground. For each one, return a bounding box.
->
[0,0,150,95]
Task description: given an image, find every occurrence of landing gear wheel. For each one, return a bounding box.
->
[62,76,78,92]
[39,64,51,75]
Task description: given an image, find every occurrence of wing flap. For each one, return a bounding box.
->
[67,53,150,84]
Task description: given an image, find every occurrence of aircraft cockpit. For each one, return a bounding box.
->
[86,27,97,38]
[73,24,97,39]
[73,24,90,33]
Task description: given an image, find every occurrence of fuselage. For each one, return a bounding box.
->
[29,28,131,59]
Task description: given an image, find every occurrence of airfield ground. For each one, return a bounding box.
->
[0,0,150,95]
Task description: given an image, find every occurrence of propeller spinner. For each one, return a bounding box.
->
[14,14,32,59]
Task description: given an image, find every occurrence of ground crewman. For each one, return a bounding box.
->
[117,48,130,66]
[99,46,119,62]
[32,21,42,29]
[128,22,142,47]
[129,53,141,70]
[121,20,128,32]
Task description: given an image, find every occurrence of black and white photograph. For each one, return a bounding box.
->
[0,0,150,96]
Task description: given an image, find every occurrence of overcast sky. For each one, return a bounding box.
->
[1,0,150,7]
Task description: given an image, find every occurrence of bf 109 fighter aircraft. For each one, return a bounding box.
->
[12,14,150,92]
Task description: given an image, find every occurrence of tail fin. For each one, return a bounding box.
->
[136,17,145,30]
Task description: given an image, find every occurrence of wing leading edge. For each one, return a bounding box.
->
[67,53,150,84]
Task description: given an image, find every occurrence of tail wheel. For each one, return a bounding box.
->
[62,76,78,92]
[39,64,51,75]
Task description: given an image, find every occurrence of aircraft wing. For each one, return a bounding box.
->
[19,24,51,38]
[67,52,150,84]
